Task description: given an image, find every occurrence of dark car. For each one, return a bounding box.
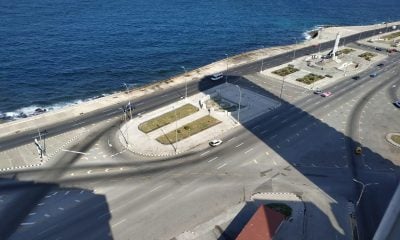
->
[377,63,384,67]
[375,47,383,51]
[370,73,377,78]
[352,76,360,80]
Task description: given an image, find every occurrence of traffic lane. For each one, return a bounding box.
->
[0,78,223,151]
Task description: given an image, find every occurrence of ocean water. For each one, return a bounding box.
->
[1,0,399,120]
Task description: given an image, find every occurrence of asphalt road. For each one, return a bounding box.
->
[1,25,400,240]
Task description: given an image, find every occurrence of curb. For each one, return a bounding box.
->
[386,133,400,148]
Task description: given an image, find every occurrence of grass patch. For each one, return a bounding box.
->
[337,48,355,55]
[358,52,377,61]
[272,65,299,77]
[138,104,199,133]
[296,73,325,85]
[391,134,400,145]
[383,32,400,40]
[156,115,220,144]
[266,203,292,218]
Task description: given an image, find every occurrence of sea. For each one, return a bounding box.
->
[1,0,399,121]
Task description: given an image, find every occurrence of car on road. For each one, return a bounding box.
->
[313,89,323,95]
[370,73,378,78]
[320,91,332,97]
[352,76,360,80]
[209,139,223,147]
[394,100,400,108]
[355,146,362,155]
[375,47,383,51]
[377,63,384,67]
[211,73,224,81]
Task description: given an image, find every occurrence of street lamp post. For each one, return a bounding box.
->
[181,66,187,99]
[235,85,242,122]
[353,178,379,207]
[225,53,229,84]
[123,83,129,94]
[260,45,264,73]
[279,76,285,99]
[293,38,298,59]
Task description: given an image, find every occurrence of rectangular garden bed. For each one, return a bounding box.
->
[138,104,199,133]
[296,73,325,85]
[272,65,299,77]
[156,115,220,144]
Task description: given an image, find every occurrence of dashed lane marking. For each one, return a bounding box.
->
[235,143,244,148]
[208,157,218,162]
[217,163,227,169]
[200,150,210,156]
[112,219,127,228]
[244,148,254,154]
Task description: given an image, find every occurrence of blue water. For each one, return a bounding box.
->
[1,0,399,119]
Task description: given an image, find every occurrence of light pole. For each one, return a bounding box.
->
[279,76,285,99]
[260,45,265,73]
[225,53,229,84]
[293,38,298,59]
[353,178,379,207]
[123,83,129,94]
[174,107,178,152]
[235,85,242,122]
[181,66,187,99]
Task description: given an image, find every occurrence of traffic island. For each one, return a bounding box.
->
[261,45,387,90]
[118,83,280,156]
[386,133,400,147]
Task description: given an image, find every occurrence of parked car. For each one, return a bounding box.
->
[355,146,362,155]
[352,76,360,80]
[209,139,223,147]
[394,100,400,108]
[211,73,224,81]
[370,73,378,78]
[377,63,384,67]
[321,91,332,97]
[375,47,383,51]
[313,89,323,95]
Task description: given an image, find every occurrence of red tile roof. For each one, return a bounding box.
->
[236,205,285,240]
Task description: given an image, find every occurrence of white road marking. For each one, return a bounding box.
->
[273,160,277,166]
[200,150,210,156]
[160,193,173,201]
[235,143,244,148]
[227,137,236,142]
[150,185,164,193]
[112,219,127,228]
[20,222,35,226]
[62,149,86,155]
[136,102,144,106]
[208,157,218,162]
[244,148,254,154]
[73,121,86,126]
[261,130,268,134]
[217,163,227,169]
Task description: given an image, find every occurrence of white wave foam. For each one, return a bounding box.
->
[1,96,99,121]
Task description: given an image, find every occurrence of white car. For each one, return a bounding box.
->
[211,73,224,81]
[209,139,223,147]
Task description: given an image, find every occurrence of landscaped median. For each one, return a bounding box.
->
[272,65,299,77]
[358,52,377,61]
[391,134,400,145]
[138,104,199,133]
[156,115,221,144]
[296,73,325,85]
